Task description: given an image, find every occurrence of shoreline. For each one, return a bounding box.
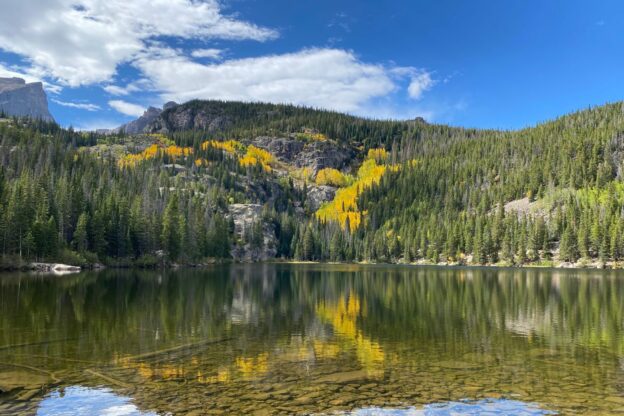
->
[2,258,623,274]
[271,259,623,271]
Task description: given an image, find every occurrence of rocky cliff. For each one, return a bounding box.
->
[118,101,177,134]
[249,136,355,174]
[146,101,232,133]
[0,77,54,121]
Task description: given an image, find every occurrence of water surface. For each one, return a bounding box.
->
[1,264,624,415]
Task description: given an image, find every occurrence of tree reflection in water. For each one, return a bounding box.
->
[1,264,623,415]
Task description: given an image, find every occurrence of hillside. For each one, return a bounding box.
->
[1,100,624,268]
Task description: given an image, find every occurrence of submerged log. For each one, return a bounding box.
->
[84,369,132,389]
[120,338,231,362]
[0,337,79,352]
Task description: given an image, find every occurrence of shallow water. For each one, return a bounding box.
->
[1,264,624,415]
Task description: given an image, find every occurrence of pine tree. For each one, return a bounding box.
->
[162,195,182,261]
[329,229,343,261]
[302,227,314,260]
[559,226,579,262]
[73,212,89,253]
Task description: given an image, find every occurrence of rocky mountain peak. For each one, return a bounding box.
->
[117,102,178,134]
[0,77,54,121]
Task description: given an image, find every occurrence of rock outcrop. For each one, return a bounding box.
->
[0,77,54,121]
[118,101,177,134]
[295,140,355,173]
[228,204,277,262]
[249,136,355,173]
[250,136,305,161]
[146,101,231,134]
[306,185,337,211]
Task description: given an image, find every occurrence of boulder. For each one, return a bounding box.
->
[30,263,81,275]
[306,185,337,211]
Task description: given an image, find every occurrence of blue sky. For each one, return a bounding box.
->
[0,0,622,130]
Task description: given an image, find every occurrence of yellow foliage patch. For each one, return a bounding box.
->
[118,144,194,168]
[239,145,275,172]
[201,140,243,154]
[165,145,192,157]
[367,148,388,163]
[316,157,392,232]
[200,140,275,173]
[315,168,350,187]
[296,132,328,142]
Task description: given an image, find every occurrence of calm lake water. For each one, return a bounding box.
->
[1,264,624,415]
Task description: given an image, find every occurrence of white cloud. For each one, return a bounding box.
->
[134,47,425,114]
[0,2,439,119]
[109,100,145,117]
[103,79,152,96]
[191,48,224,60]
[52,99,101,111]
[0,0,277,87]
[103,85,134,96]
[407,72,435,100]
[0,62,63,94]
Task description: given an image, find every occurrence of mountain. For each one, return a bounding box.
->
[1,99,624,269]
[0,77,54,121]
[117,101,177,134]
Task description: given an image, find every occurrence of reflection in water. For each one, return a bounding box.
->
[1,265,624,414]
[316,293,385,376]
[37,386,156,416]
[342,399,556,415]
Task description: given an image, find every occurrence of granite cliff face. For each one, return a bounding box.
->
[0,77,54,121]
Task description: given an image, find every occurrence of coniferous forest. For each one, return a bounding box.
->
[2,100,624,268]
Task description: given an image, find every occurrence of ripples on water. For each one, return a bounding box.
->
[1,264,624,414]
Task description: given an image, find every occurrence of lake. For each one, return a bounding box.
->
[1,264,624,415]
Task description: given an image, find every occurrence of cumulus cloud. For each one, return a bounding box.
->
[407,72,435,100]
[52,99,101,111]
[103,85,136,96]
[109,100,145,117]
[0,1,438,119]
[0,0,277,87]
[103,79,152,96]
[134,47,426,113]
[191,48,224,60]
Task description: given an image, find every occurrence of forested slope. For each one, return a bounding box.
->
[1,100,623,268]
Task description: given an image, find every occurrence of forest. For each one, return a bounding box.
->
[1,99,624,268]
